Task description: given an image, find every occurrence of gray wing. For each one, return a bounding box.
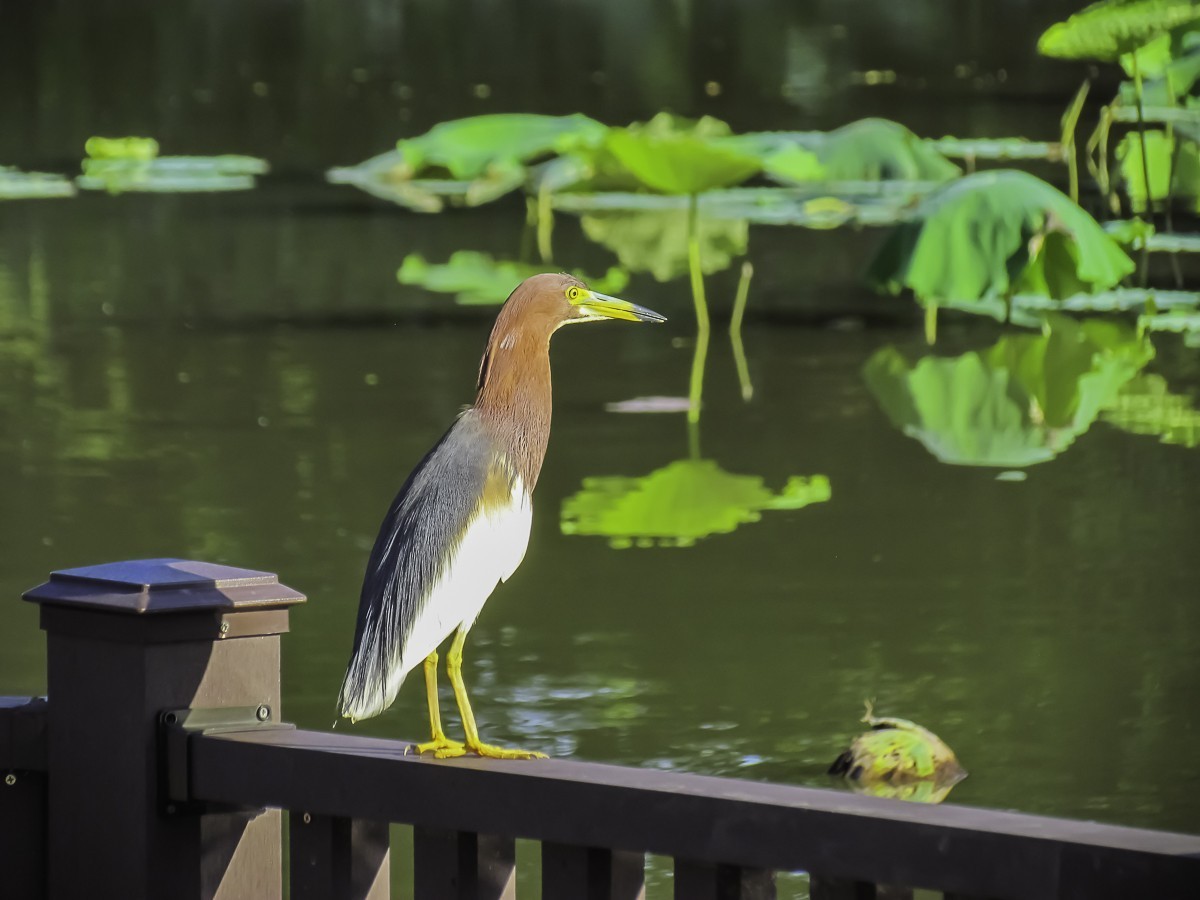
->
[338,412,497,721]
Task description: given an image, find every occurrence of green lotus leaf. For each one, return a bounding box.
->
[605,114,761,195]
[869,170,1134,311]
[723,120,957,184]
[863,317,1153,467]
[1102,373,1200,447]
[85,136,159,160]
[1038,0,1200,62]
[757,145,826,183]
[1117,130,1200,213]
[814,118,960,182]
[1118,31,1200,104]
[397,113,607,181]
[829,705,966,804]
[397,251,628,306]
[560,459,830,548]
[580,209,748,281]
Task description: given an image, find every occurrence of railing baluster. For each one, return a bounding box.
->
[674,859,776,899]
[412,826,515,899]
[541,842,645,899]
[289,811,390,899]
[809,876,877,899]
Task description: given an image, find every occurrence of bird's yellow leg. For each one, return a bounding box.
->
[414,650,466,758]
[446,628,546,759]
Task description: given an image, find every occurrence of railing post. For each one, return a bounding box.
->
[0,697,48,899]
[23,558,305,900]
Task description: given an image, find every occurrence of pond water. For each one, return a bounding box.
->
[2,1,1199,896]
[2,185,1198,893]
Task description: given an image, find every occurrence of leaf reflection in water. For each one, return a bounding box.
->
[864,316,1154,467]
[561,459,830,548]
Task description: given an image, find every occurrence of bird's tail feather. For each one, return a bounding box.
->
[338,622,407,722]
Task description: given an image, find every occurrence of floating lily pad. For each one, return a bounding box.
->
[864,317,1153,467]
[555,185,926,232]
[78,141,267,194]
[928,136,1065,162]
[1011,287,1200,317]
[0,166,76,200]
[1102,373,1200,447]
[580,209,748,281]
[869,170,1134,316]
[829,704,966,804]
[560,459,830,548]
[327,150,449,212]
[397,251,628,306]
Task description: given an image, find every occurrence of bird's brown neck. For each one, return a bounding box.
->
[473,326,553,491]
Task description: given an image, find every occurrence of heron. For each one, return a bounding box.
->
[338,273,665,758]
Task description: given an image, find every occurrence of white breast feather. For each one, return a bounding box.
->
[391,474,532,689]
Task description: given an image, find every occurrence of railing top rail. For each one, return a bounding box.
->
[187,727,1200,900]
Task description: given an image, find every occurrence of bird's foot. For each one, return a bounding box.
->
[466,740,547,760]
[413,734,467,759]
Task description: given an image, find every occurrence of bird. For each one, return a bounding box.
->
[338,273,665,758]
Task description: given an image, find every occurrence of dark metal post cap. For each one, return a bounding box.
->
[22,558,306,615]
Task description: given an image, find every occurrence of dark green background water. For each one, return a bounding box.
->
[1,2,1198,895]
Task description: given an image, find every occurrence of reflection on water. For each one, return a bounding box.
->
[561,458,830,548]
[863,317,1154,467]
[579,209,748,282]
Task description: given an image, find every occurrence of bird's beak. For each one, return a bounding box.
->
[577,291,667,324]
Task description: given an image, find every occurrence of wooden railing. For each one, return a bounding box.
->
[2,558,1198,899]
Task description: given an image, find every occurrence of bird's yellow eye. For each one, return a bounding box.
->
[566,286,582,303]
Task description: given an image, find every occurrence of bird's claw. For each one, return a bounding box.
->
[414,735,466,758]
[467,741,548,760]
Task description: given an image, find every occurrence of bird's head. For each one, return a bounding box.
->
[503,272,666,332]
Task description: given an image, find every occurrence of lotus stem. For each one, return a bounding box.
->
[1099,106,1116,213]
[537,182,555,263]
[1061,79,1089,204]
[1130,55,1154,221]
[730,261,754,402]
[686,193,710,424]
[687,416,702,461]
[1163,79,1183,288]
[924,302,938,346]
